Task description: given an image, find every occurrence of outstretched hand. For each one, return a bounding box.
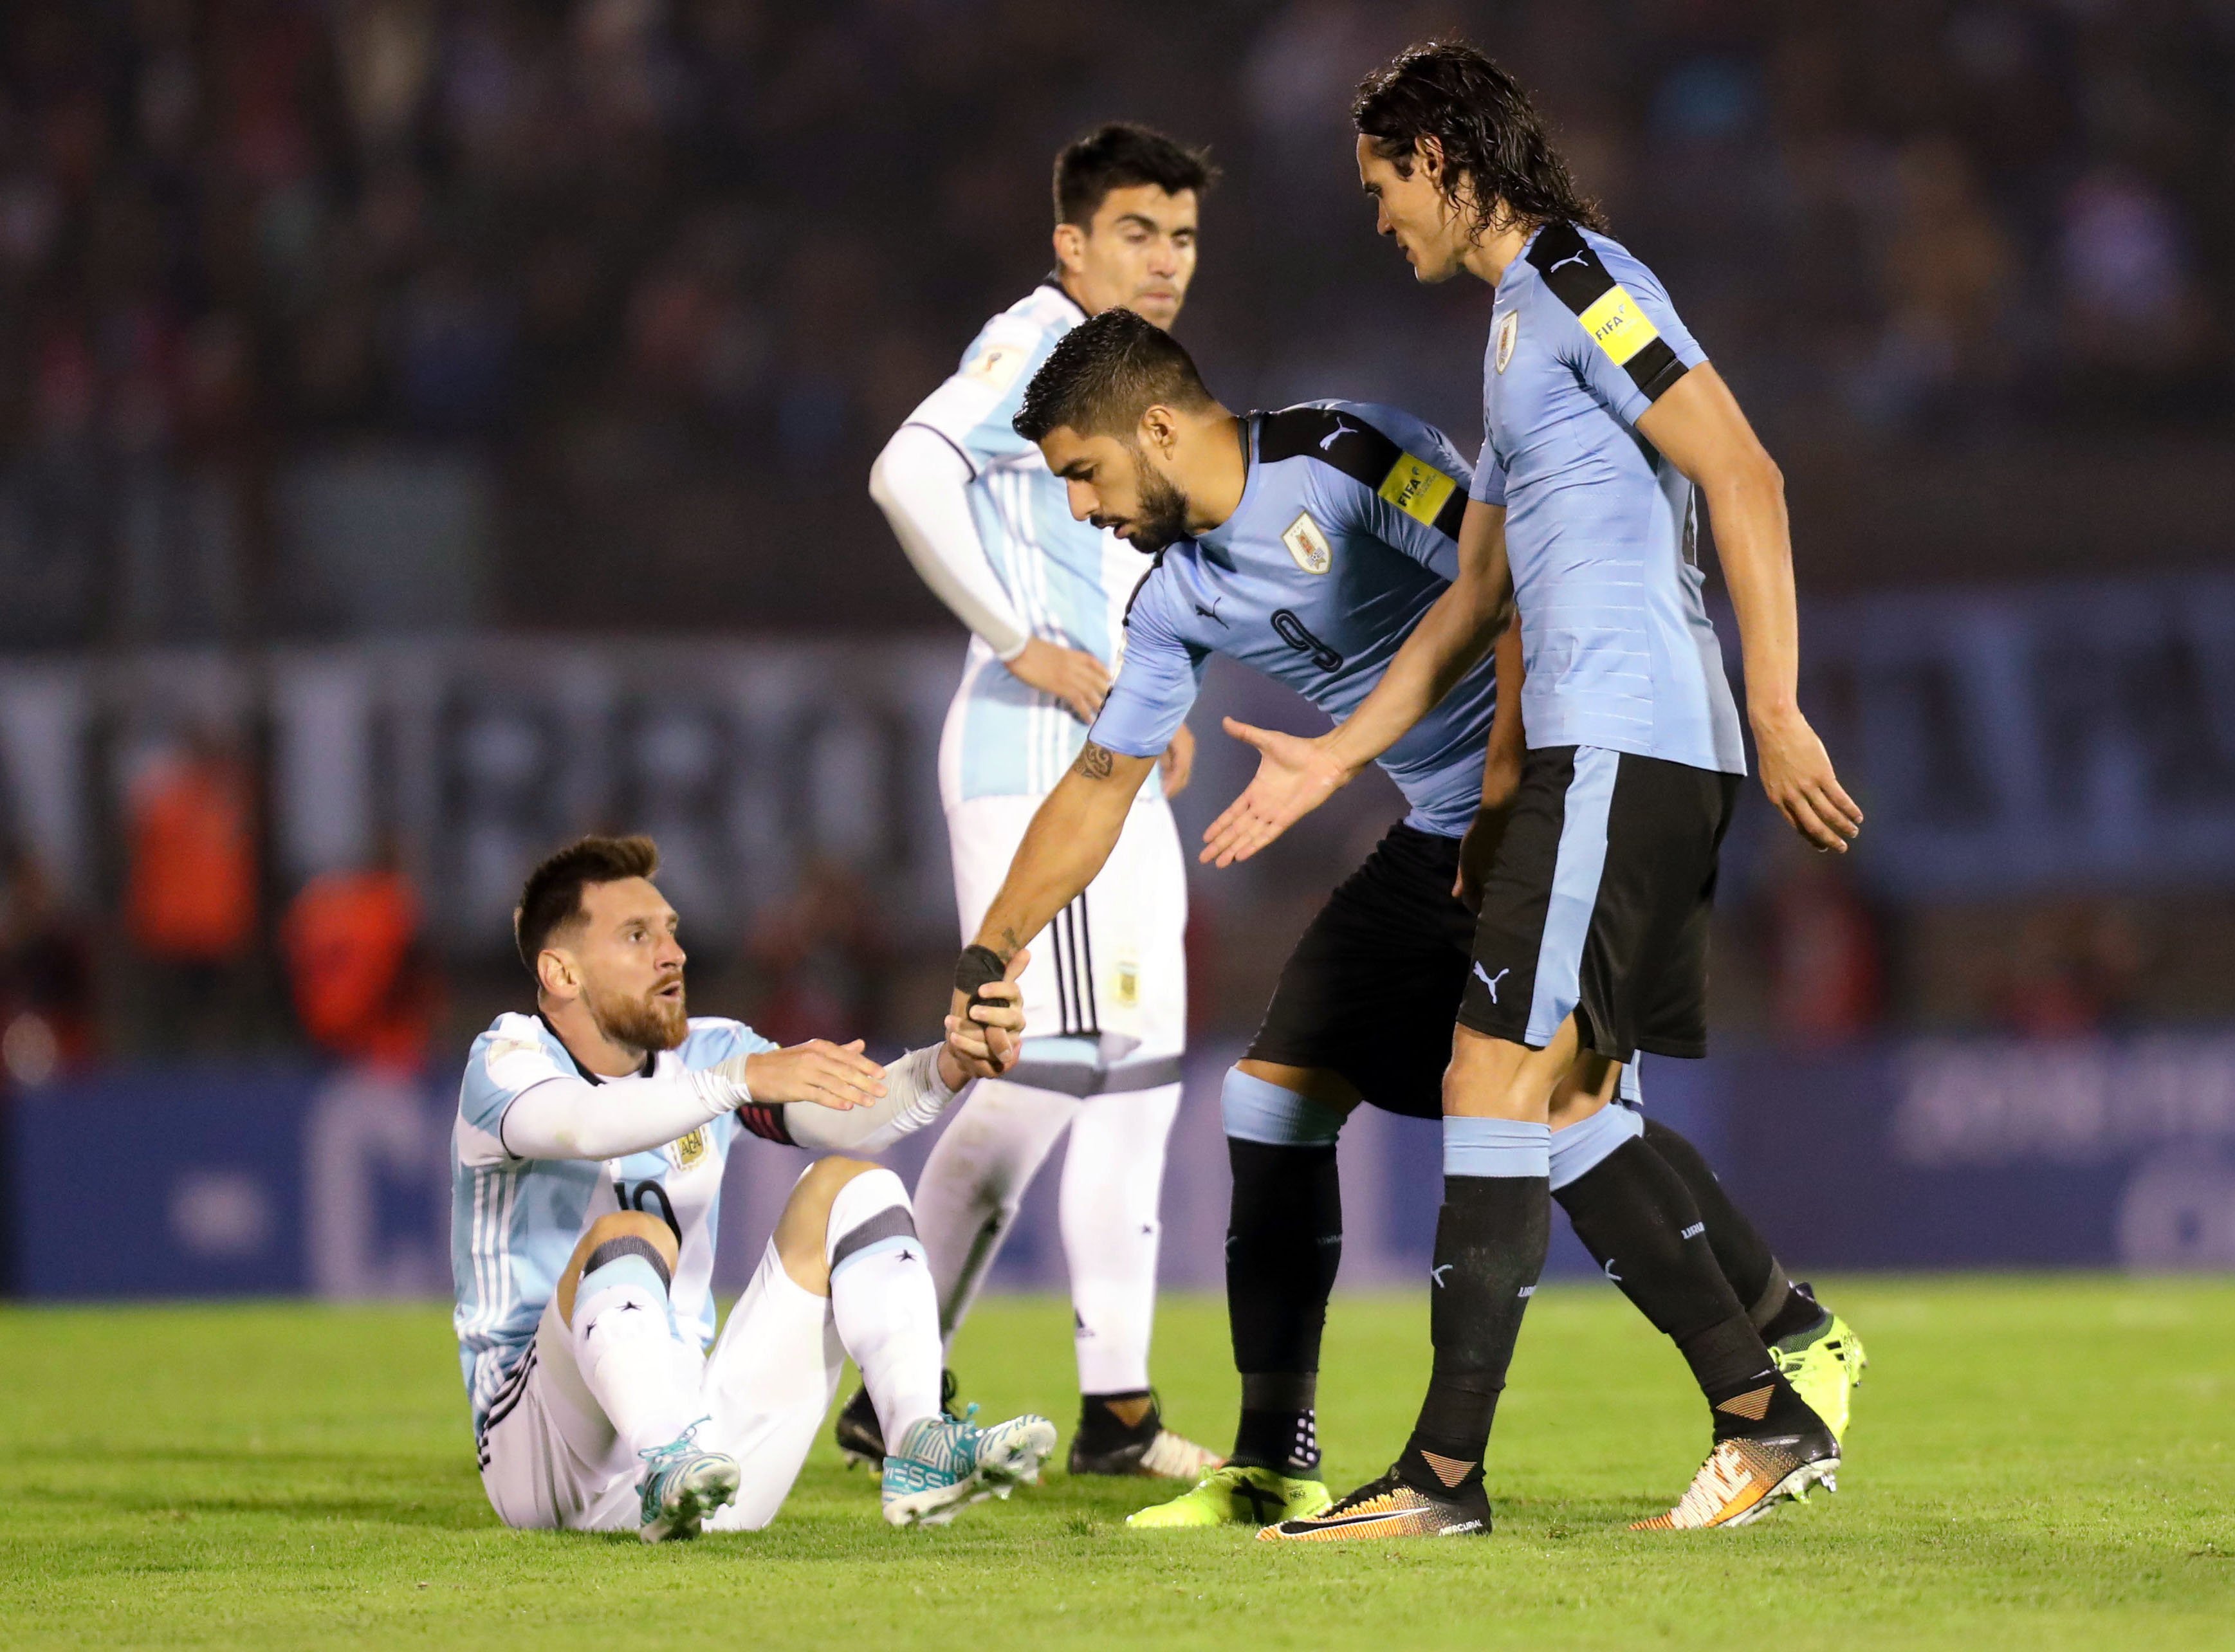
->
[740,1039,887,1112]
[1199,718,1354,867]
[941,948,1030,1086]
[1752,706,1864,853]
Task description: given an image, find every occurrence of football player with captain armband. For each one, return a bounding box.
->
[451,834,1054,1541]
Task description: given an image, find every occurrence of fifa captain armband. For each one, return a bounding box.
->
[1526,223,1689,405]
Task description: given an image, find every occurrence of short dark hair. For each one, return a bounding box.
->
[1013,308,1213,445]
[1353,41,1605,237]
[515,834,659,976]
[1053,122,1218,227]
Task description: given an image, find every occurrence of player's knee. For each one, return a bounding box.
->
[1441,1023,1545,1119]
[1222,1065,1347,1146]
[560,1211,677,1326]
[775,1157,895,1294]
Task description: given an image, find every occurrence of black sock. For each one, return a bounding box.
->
[1226,1138,1341,1474]
[1402,1173,1547,1489]
[1556,1137,1821,1438]
[1076,1388,1155,1449]
[1232,1374,1319,1476]
[1641,1115,1807,1332]
[1760,1278,1829,1346]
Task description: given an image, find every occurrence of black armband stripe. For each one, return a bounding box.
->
[1525,222,1689,405]
[737,1102,793,1146]
[1255,408,1466,543]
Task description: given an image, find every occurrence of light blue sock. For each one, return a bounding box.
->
[1548,1103,1645,1192]
[1222,1068,1345,1146]
[1442,1115,1551,1179]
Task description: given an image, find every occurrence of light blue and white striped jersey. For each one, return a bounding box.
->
[906,283,1162,801]
[1472,221,1745,775]
[449,1011,775,1433]
[1090,401,1495,838]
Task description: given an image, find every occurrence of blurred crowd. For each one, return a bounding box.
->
[2,0,2232,646]
[1,0,2233,1072]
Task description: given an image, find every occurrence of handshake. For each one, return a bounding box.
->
[726,948,1029,1116]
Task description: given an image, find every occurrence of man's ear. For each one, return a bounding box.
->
[1416,134,1447,185]
[1138,403,1181,456]
[1053,221,1086,276]
[537,948,578,1002]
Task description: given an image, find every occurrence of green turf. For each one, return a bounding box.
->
[3,1278,2230,1650]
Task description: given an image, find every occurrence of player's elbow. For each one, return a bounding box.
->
[867,434,906,513]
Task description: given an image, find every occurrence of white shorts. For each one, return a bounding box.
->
[945,787,1187,1090]
[478,1241,843,1532]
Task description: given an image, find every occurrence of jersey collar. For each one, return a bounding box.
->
[1038,274,1090,327]
[1189,415,1260,567]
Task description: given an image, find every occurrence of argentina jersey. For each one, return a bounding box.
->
[449,1011,777,1433]
[1473,222,1746,775]
[1091,401,1496,838]
[904,283,1157,801]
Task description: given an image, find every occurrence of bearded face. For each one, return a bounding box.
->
[1112,443,1193,554]
[585,966,688,1053]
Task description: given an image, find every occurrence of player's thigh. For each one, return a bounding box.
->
[479,1308,640,1532]
[699,1241,846,1532]
[1623,768,1742,1059]
[1249,824,1473,1121]
[1083,794,1188,1058]
[1457,745,1590,1051]
[947,793,1076,1036]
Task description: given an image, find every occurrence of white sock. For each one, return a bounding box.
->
[569,1253,701,1460]
[1062,1079,1181,1395]
[910,1077,1078,1347]
[825,1168,945,1447]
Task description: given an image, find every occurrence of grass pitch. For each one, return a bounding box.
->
[3,1277,2230,1651]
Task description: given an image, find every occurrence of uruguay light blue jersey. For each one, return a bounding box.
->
[449,1011,776,1433]
[1472,222,1746,775]
[907,283,1160,801]
[1092,401,1496,838]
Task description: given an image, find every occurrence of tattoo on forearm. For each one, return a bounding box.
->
[1071,740,1116,781]
[995,928,1024,960]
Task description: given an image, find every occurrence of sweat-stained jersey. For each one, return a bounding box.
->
[1089,400,1496,838]
[449,1011,782,1434]
[1471,222,1745,775]
[903,282,1163,802]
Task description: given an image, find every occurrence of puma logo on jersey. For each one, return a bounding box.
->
[1473,962,1510,1002]
[1431,1264,1453,1287]
[1547,250,1589,275]
[1319,418,1355,451]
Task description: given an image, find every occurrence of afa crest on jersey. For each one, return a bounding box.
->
[1282,510,1332,575]
[1496,308,1519,374]
[668,1127,710,1172]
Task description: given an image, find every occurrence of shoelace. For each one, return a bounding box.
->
[637,1417,713,1474]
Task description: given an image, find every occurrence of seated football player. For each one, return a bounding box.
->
[454,833,1055,1540]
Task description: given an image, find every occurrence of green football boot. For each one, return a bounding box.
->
[1125,1464,1332,1529]
[1770,1296,1867,1444]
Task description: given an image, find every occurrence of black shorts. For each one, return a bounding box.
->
[1246,823,1473,1121]
[1458,745,1739,1063]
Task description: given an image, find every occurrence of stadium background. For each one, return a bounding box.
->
[3,0,2234,1304]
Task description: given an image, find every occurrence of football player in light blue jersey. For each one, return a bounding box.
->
[937,308,1859,1532]
[454,834,1054,1537]
[865,124,1219,1481]
[1211,44,1866,1541]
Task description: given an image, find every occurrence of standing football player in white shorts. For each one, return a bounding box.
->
[859,123,1218,1478]
[454,834,1053,1539]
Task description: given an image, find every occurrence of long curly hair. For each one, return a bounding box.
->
[1352,40,1605,237]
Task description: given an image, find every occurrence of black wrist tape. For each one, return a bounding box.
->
[954,944,1008,1004]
